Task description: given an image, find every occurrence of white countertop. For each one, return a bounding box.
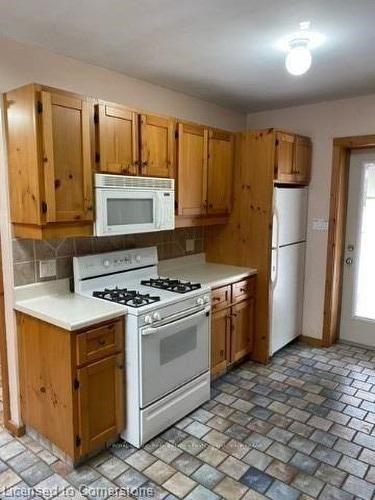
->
[14,279,126,331]
[158,254,257,289]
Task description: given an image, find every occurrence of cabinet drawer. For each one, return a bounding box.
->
[77,321,123,366]
[212,285,231,311]
[233,277,256,302]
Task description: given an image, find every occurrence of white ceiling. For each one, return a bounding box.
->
[1,0,375,112]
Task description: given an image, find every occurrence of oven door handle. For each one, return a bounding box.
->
[142,306,210,336]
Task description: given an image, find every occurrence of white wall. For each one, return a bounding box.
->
[247,95,375,339]
[0,37,245,130]
[0,36,245,427]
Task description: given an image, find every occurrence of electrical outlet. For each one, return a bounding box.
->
[312,218,329,231]
[185,239,195,253]
[39,259,57,278]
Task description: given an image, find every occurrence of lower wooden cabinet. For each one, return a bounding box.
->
[211,276,256,376]
[17,313,124,463]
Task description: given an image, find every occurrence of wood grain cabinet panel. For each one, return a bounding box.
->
[211,308,230,376]
[78,353,124,455]
[207,130,234,215]
[95,102,139,175]
[177,122,208,216]
[231,298,254,363]
[275,132,312,185]
[140,114,175,178]
[4,83,93,239]
[17,314,124,463]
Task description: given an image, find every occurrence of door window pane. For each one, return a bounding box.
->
[160,327,197,365]
[107,198,153,226]
[354,163,375,320]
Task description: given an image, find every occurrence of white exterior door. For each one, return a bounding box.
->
[340,150,375,347]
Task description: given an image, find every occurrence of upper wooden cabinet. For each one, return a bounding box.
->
[176,123,234,218]
[207,130,234,215]
[95,103,175,178]
[177,122,208,216]
[140,114,175,178]
[5,84,94,239]
[275,131,312,185]
[95,101,139,175]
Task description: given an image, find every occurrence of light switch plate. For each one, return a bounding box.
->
[312,218,329,231]
[39,259,57,278]
[185,239,195,252]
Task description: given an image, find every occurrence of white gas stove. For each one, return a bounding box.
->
[73,247,211,447]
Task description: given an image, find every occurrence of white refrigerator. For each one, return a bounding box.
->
[270,187,308,355]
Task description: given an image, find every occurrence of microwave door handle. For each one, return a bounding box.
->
[157,192,165,229]
[142,306,210,336]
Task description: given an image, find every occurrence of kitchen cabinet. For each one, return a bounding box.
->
[17,313,124,463]
[95,102,175,178]
[95,101,139,175]
[207,129,234,215]
[4,84,94,240]
[275,131,312,185]
[140,114,175,178]
[176,123,234,218]
[211,276,255,377]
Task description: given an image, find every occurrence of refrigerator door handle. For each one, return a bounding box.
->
[271,248,279,288]
[271,209,280,288]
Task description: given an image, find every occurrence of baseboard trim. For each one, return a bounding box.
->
[299,335,323,348]
[5,419,26,437]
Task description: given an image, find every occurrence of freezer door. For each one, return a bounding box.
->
[275,187,308,246]
[271,242,306,355]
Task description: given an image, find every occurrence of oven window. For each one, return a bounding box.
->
[107,198,154,226]
[160,327,197,365]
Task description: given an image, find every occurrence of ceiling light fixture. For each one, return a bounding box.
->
[277,21,324,77]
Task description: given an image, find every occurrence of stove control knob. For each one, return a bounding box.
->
[203,295,210,303]
[144,315,153,324]
[153,312,161,321]
[135,255,142,263]
[196,297,204,306]
[103,259,111,268]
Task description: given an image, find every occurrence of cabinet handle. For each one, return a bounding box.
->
[98,338,106,346]
[240,287,247,292]
[213,297,221,302]
[40,386,46,393]
[220,349,224,359]
[117,364,124,369]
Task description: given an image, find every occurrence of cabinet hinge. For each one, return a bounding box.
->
[175,130,179,139]
[37,101,43,114]
[275,138,279,146]
[75,436,81,447]
[41,201,48,214]
[95,152,100,163]
[73,379,80,390]
[94,112,99,124]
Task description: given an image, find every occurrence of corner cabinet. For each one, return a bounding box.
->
[211,276,256,377]
[4,84,94,239]
[176,122,234,220]
[17,314,124,463]
[275,131,312,185]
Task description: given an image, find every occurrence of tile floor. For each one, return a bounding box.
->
[1,342,375,499]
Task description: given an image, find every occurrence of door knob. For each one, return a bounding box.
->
[346,257,353,265]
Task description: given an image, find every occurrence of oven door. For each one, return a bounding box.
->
[95,189,162,236]
[140,306,210,408]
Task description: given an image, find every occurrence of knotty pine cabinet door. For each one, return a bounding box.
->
[211,308,230,376]
[177,122,208,216]
[207,130,234,215]
[140,114,175,178]
[294,136,312,185]
[275,132,295,183]
[96,102,139,175]
[77,353,124,456]
[41,90,93,223]
[230,298,254,363]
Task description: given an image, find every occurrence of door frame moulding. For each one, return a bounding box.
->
[323,134,375,347]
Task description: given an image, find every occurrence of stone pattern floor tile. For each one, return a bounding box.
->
[1,342,375,497]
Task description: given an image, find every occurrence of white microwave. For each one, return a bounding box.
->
[94,174,175,236]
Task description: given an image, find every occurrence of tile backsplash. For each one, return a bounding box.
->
[13,228,205,286]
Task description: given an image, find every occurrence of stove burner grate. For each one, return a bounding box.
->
[141,277,201,294]
[92,287,160,308]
